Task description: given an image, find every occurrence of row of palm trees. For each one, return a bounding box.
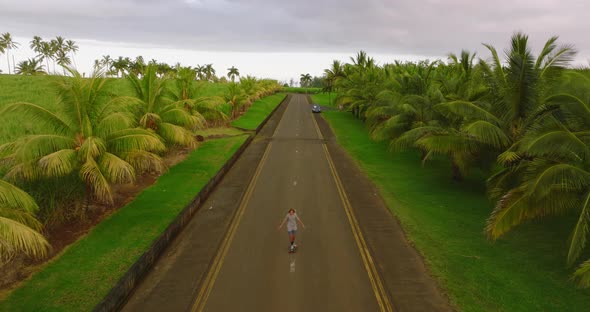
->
[324,33,590,287]
[1,33,240,82]
[0,33,79,75]
[95,55,240,82]
[0,64,280,264]
[0,33,20,74]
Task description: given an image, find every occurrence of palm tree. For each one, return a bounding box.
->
[227,66,240,82]
[15,58,45,75]
[121,64,200,147]
[203,64,216,81]
[323,60,346,105]
[195,65,205,81]
[0,33,20,74]
[50,37,67,73]
[129,56,146,77]
[111,56,130,77]
[0,68,165,207]
[65,40,79,69]
[39,42,54,74]
[55,49,71,75]
[416,34,575,181]
[0,179,50,263]
[300,73,312,88]
[169,67,227,125]
[101,55,112,75]
[224,82,247,119]
[239,75,262,102]
[29,36,43,55]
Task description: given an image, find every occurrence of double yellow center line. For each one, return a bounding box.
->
[192,97,392,311]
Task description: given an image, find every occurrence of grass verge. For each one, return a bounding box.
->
[281,87,321,94]
[195,127,245,138]
[231,93,286,130]
[0,135,248,312]
[311,92,336,107]
[321,111,590,312]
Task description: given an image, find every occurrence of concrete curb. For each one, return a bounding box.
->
[94,94,289,312]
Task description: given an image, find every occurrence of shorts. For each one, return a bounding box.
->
[288,229,297,235]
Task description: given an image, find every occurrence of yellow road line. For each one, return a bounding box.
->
[312,112,324,140]
[312,114,393,312]
[191,142,274,312]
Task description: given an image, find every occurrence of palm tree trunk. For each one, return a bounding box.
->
[6,51,11,74]
[451,159,463,181]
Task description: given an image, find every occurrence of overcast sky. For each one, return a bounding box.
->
[1,0,588,82]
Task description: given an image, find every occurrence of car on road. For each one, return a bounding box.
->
[312,104,321,113]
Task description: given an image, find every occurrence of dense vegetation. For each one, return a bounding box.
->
[319,109,590,311]
[0,135,249,311]
[0,64,280,266]
[321,32,590,286]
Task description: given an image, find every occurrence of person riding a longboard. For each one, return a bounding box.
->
[277,208,305,252]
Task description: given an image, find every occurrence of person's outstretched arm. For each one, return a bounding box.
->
[297,216,306,229]
[277,217,286,230]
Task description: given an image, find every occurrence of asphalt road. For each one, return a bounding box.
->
[123,94,385,312]
[198,95,381,312]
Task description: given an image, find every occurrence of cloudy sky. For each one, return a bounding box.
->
[1,0,588,82]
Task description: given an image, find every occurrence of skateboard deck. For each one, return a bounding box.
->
[288,245,298,253]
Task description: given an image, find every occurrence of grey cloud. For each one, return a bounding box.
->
[1,0,589,61]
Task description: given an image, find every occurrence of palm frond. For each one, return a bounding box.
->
[463,120,510,149]
[108,128,166,154]
[14,134,74,162]
[435,101,502,124]
[567,192,590,265]
[96,112,137,138]
[415,132,474,155]
[157,123,197,148]
[0,206,42,230]
[38,149,78,177]
[79,158,112,203]
[79,136,107,160]
[0,102,72,135]
[121,150,165,174]
[0,216,50,262]
[160,107,200,129]
[573,258,590,287]
[392,126,443,150]
[521,130,589,161]
[528,164,590,199]
[486,188,529,239]
[0,179,39,214]
[98,153,135,184]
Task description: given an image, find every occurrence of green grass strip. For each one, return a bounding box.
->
[281,87,321,94]
[0,135,249,312]
[230,93,286,130]
[311,92,336,107]
[321,111,590,312]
